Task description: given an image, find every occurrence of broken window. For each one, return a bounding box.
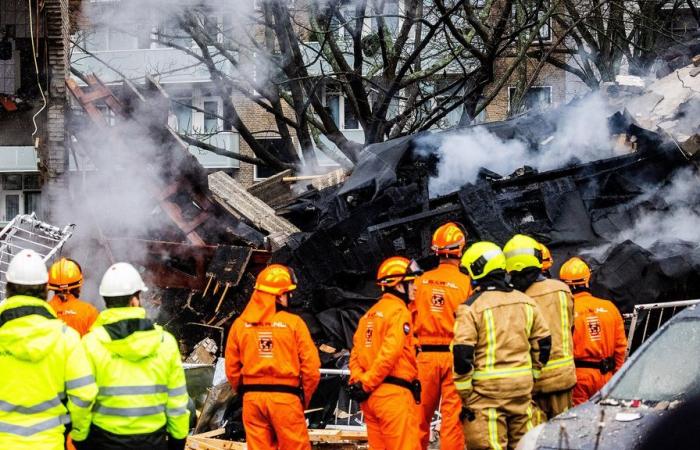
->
[508,86,552,113]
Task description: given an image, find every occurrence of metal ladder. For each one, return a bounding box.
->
[0,213,74,298]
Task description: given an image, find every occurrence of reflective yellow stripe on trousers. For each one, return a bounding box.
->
[488,408,502,450]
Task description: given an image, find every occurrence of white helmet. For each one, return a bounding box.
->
[99,262,148,297]
[6,249,48,285]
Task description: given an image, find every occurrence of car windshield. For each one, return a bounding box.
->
[606,319,700,403]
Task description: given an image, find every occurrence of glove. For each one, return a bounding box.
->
[345,382,371,403]
[71,440,87,450]
[460,406,476,422]
[168,437,186,450]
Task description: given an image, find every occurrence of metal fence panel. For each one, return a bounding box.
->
[625,299,700,358]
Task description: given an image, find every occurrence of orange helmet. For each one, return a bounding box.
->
[254,264,298,296]
[48,257,83,291]
[559,257,591,287]
[431,222,467,257]
[376,256,422,288]
[540,243,553,271]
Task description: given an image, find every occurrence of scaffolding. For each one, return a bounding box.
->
[0,213,74,298]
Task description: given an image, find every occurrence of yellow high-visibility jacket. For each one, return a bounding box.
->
[525,278,576,393]
[453,288,551,399]
[0,295,97,450]
[79,307,190,442]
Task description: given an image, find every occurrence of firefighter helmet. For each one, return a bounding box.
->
[254,264,298,296]
[431,222,467,257]
[48,258,83,291]
[376,256,422,288]
[460,242,506,280]
[503,234,542,272]
[559,257,591,287]
[540,243,553,271]
[6,249,48,285]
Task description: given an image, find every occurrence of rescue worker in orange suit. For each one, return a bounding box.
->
[504,235,575,420]
[559,257,627,405]
[225,264,321,450]
[539,244,553,278]
[412,223,470,450]
[48,258,98,337]
[348,256,423,450]
[453,242,551,450]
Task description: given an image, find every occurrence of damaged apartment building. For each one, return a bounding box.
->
[0,0,71,224]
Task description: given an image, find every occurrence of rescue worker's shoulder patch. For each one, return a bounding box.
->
[403,322,411,335]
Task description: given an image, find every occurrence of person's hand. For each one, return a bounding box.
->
[346,382,371,402]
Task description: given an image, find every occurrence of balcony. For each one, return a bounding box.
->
[188,131,240,169]
[70,47,234,85]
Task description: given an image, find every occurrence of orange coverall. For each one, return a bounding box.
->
[572,291,627,405]
[225,290,321,450]
[412,262,471,450]
[48,293,99,337]
[349,292,420,450]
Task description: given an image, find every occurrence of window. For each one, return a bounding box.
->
[203,101,220,133]
[3,174,22,190]
[254,0,295,10]
[171,99,193,133]
[4,194,19,221]
[158,18,193,49]
[254,139,287,180]
[371,0,400,36]
[24,192,40,216]
[326,92,360,130]
[508,86,552,113]
[0,173,42,222]
[84,25,142,51]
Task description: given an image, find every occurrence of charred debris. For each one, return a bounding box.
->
[67,54,699,422]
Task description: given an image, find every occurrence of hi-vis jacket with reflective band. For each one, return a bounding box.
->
[0,295,97,450]
[412,263,472,346]
[525,278,576,393]
[453,289,550,399]
[572,292,627,371]
[48,293,99,337]
[80,307,189,440]
[349,293,418,390]
[225,300,321,407]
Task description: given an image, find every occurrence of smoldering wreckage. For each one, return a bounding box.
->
[29,40,698,447]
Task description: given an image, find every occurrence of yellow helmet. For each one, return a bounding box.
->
[559,257,591,287]
[540,243,553,271]
[460,242,506,280]
[503,234,542,273]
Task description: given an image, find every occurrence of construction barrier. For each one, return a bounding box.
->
[625,299,700,358]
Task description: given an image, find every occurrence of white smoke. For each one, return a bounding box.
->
[425,94,622,196]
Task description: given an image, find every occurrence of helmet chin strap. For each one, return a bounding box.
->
[386,281,411,304]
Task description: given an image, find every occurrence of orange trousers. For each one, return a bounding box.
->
[242,391,311,450]
[573,368,613,405]
[417,351,465,450]
[361,384,421,450]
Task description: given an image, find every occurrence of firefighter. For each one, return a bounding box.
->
[48,257,99,336]
[225,264,320,450]
[559,257,627,405]
[0,249,97,450]
[412,222,470,450]
[348,256,423,450]
[453,242,551,450]
[504,235,575,419]
[539,244,553,278]
[75,263,190,450]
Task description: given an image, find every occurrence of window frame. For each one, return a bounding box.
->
[507,85,553,114]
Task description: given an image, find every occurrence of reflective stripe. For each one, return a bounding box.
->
[525,304,534,335]
[504,248,536,259]
[487,408,502,450]
[94,404,165,417]
[167,406,188,416]
[543,356,575,371]
[559,292,571,357]
[0,396,61,414]
[473,364,533,380]
[484,309,497,371]
[532,368,541,380]
[454,379,472,391]
[168,385,188,396]
[66,375,95,390]
[99,385,168,396]
[68,395,92,408]
[526,404,533,431]
[0,414,70,437]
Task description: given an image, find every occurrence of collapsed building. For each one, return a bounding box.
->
[60,41,700,439]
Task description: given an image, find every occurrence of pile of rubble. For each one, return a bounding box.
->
[63,48,699,439]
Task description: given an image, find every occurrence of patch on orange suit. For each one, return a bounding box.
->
[257,331,273,358]
[586,316,602,341]
[403,322,410,335]
[364,323,374,347]
[430,290,446,312]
